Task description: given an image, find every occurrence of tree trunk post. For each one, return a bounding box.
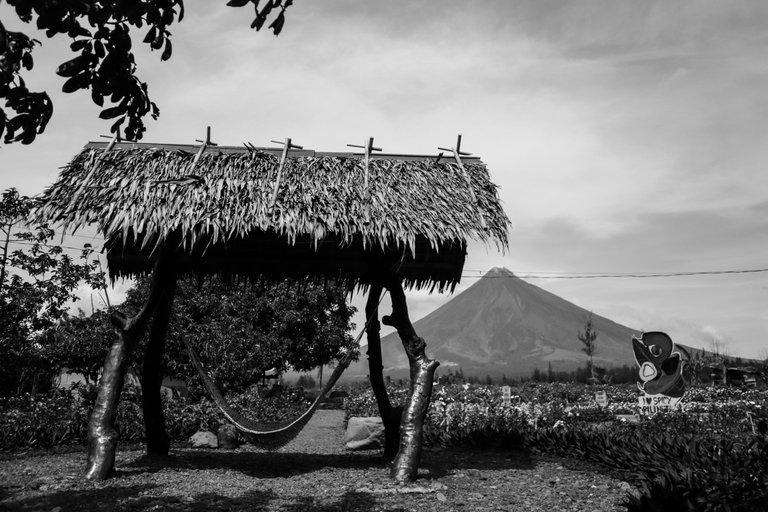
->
[84,249,175,480]
[141,265,177,457]
[365,282,403,458]
[382,276,440,483]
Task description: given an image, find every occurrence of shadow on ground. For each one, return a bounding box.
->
[121,446,535,479]
[3,483,407,512]
[121,450,387,479]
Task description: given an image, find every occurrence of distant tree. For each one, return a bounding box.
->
[605,364,637,384]
[49,309,115,385]
[296,374,316,389]
[121,276,357,394]
[577,312,598,384]
[484,374,493,386]
[0,0,293,144]
[532,367,542,382]
[0,188,104,395]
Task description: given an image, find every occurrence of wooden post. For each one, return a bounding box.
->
[365,282,403,458]
[84,248,176,480]
[438,134,487,230]
[382,276,440,483]
[269,138,303,211]
[141,265,177,457]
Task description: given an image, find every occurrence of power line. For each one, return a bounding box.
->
[4,239,100,253]
[461,268,768,279]
[5,229,767,280]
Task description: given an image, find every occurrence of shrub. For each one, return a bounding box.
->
[0,390,90,449]
[0,384,312,451]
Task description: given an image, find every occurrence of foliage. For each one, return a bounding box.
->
[0,389,90,449]
[0,0,291,144]
[120,276,357,394]
[0,382,310,451]
[343,380,768,510]
[530,424,768,512]
[4,379,768,509]
[48,309,116,385]
[228,384,311,425]
[296,374,317,389]
[577,312,598,383]
[0,188,104,396]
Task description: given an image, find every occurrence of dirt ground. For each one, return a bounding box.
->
[0,410,634,511]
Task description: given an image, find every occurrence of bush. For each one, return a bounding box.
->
[0,384,312,451]
[0,390,90,449]
[296,375,316,389]
[343,380,768,510]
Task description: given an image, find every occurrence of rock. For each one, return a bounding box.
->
[436,492,447,502]
[344,417,385,450]
[26,477,53,490]
[190,430,218,448]
[217,423,239,450]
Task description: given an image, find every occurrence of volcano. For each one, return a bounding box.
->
[346,267,641,380]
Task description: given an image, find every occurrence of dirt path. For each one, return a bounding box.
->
[1,410,633,511]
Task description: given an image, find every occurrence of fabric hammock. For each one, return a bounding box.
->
[184,336,355,449]
[183,292,384,449]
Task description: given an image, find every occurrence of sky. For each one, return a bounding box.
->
[2,0,767,359]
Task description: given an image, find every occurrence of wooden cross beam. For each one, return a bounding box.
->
[189,126,217,172]
[269,137,303,211]
[347,137,382,190]
[438,134,487,230]
[63,129,123,219]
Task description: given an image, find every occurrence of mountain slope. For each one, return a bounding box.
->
[347,267,641,379]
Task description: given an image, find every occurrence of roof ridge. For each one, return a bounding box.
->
[83,141,484,161]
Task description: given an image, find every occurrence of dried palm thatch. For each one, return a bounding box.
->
[38,142,510,291]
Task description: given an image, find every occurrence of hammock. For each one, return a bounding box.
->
[183,292,384,449]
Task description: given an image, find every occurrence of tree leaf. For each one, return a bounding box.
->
[61,73,90,93]
[56,55,88,78]
[143,26,157,44]
[99,105,125,120]
[91,88,104,107]
[160,38,172,61]
[269,10,285,36]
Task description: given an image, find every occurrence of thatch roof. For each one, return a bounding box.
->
[38,142,510,291]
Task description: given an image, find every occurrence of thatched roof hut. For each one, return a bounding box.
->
[39,142,510,291]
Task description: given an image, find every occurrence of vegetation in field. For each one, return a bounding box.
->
[0,383,311,451]
[2,378,767,509]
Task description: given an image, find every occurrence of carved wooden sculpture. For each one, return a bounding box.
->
[365,283,403,457]
[85,248,176,479]
[383,275,440,481]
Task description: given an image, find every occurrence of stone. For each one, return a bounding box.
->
[190,430,218,448]
[217,423,239,450]
[344,416,385,450]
